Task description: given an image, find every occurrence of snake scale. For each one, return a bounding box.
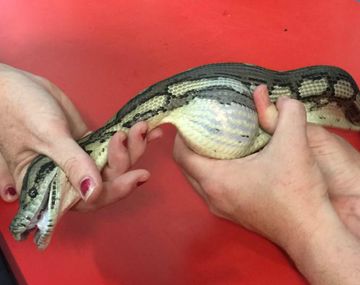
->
[9,63,360,249]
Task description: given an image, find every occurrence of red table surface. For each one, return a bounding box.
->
[0,1,359,284]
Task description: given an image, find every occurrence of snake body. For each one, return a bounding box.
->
[9,63,360,249]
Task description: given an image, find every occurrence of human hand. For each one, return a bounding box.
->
[0,63,161,209]
[256,84,360,239]
[74,121,162,211]
[173,86,335,248]
[305,125,360,238]
[174,85,360,284]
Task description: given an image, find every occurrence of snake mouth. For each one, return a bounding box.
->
[34,208,52,249]
[28,192,53,249]
[10,187,52,248]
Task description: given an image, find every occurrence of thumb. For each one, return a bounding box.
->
[45,136,102,202]
[253,85,308,149]
[268,97,309,153]
[253,85,279,134]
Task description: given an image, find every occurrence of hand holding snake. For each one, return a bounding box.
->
[0,63,162,211]
[4,62,360,250]
[174,86,360,284]
[174,85,360,240]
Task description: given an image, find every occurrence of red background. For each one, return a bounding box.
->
[0,1,359,284]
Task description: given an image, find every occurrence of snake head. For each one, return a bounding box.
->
[9,155,60,249]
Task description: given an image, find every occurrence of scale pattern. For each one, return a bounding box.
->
[9,63,360,249]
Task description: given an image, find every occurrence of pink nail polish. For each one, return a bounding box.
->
[123,139,128,148]
[6,187,17,196]
[80,177,94,199]
[141,130,148,140]
[137,181,146,187]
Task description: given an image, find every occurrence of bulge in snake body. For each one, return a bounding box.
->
[9,63,360,249]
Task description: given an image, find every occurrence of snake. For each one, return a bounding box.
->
[9,63,360,249]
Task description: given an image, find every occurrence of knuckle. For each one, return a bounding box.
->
[62,156,79,176]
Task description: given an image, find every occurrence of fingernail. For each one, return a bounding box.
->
[80,177,95,200]
[259,84,268,93]
[5,187,17,196]
[141,131,147,140]
[136,181,146,187]
[123,139,128,148]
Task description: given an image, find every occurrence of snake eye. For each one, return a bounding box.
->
[28,187,38,198]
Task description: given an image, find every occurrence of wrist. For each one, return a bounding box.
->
[282,201,337,253]
[284,203,360,284]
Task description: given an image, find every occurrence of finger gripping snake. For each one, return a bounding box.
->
[9,63,360,249]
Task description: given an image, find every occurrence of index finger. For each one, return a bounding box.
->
[173,134,218,182]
